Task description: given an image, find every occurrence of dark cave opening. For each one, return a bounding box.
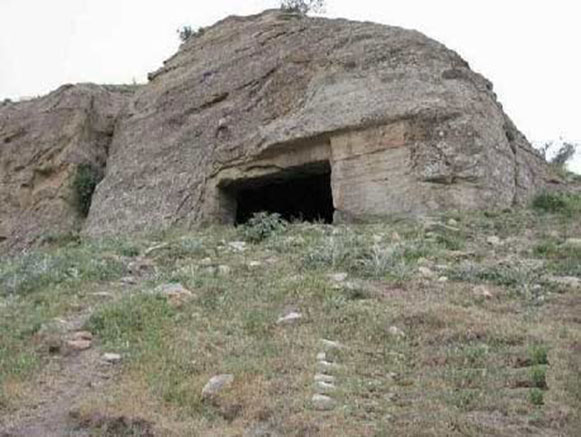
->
[230,163,334,225]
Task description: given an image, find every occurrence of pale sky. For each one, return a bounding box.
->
[1,0,579,172]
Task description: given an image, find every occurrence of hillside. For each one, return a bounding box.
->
[1,193,580,436]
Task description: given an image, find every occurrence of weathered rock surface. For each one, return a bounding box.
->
[0,84,135,252]
[1,10,549,249]
[84,9,547,236]
[202,374,235,399]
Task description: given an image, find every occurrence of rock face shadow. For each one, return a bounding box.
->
[226,161,334,224]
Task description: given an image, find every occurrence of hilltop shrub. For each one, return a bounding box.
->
[280,0,325,15]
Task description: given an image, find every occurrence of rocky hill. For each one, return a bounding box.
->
[0,10,550,253]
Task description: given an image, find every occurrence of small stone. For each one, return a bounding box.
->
[103,353,122,364]
[228,241,247,252]
[218,265,231,275]
[486,236,502,246]
[72,331,93,341]
[277,311,302,325]
[473,285,493,299]
[547,276,581,289]
[418,266,435,279]
[384,393,396,402]
[328,273,348,282]
[91,291,114,299]
[438,276,449,282]
[388,326,406,339]
[320,339,344,350]
[248,261,262,268]
[200,257,213,265]
[154,283,194,307]
[128,258,156,275]
[447,218,458,226]
[316,352,327,361]
[66,339,92,352]
[312,394,336,411]
[143,242,169,256]
[314,380,336,394]
[424,221,460,233]
[564,238,581,248]
[204,266,218,275]
[316,360,341,372]
[202,374,234,399]
[314,374,336,383]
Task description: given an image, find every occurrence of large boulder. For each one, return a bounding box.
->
[1,10,549,250]
[0,84,135,252]
[84,10,547,236]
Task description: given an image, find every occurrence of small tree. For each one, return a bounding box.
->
[280,0,325,15]
[551,141,577,167]
[537,140,578,170]
[177,25,193,42]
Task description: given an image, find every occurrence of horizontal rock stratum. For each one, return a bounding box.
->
[0,9,549,251]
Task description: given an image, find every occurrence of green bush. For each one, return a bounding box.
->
[531,192,581,215]
[529,388,544,406]
[280,0,325,14]
[530,365,548,389]
[529,345,549,366]
[241,212,287,243]
[177,25,205,42]
[72,164,101,217]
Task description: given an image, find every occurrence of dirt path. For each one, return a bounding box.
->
[1,311,120,436]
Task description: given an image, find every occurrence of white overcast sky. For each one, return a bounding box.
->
[1,0,579,172]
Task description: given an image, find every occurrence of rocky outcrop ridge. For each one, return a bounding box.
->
[84,10,547,236]
[0,84,135,251]
[1,10,549,251]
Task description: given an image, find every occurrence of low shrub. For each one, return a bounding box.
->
[529,388,544,406]
[531,192,581,215]
[241,212,287,243]
[72,164,102,217]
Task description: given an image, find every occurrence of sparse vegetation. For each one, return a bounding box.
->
[280,0,326,15]
[240,212,287,243]
[177,25,205,42]
[72,163,102,217]
[530,388,544,406]
[532,191,581,215]
[1,204,580,434]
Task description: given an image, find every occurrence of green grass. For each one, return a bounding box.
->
[0,239,134,297]
[1,206,580,435]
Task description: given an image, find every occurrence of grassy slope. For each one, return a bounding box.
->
[0,196,580,436]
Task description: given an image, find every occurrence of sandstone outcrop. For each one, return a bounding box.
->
[0,84,135,251]
[1,10,549,251]
[85,10,547,235]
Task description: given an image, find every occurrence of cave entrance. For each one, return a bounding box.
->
[228,162,334,225]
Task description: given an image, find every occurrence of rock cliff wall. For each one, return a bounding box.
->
[0,10,549,251]
[84,10,547,236]
[0,84,135,251]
